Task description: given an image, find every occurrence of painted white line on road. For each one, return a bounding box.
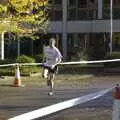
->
[8,87,114,120]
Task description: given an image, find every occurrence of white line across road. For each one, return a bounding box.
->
[8,87,114,120]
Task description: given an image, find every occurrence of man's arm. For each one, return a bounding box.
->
[51,57,61,69]
[55,48,63,65]
[56,56,62,64]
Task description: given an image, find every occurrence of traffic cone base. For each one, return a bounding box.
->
[12,65,24,87]
[12,78,25,87]
[112,84,120,120]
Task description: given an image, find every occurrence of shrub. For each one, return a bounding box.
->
[0,67,15,76]
[35,54,43,63]
[0,57,41,76]
[0,59,15,76]
[15,55,41,76]
[104,52,120,67]
[106,52,120,59]
[16,55,35,63]
[0,59,15,65]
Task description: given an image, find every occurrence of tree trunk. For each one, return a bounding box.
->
[0,32,4,60]
[30,39,34,56]
[17,35,20,57]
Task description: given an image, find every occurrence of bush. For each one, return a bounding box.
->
[0,59,15,76]
[0,59,15,65]
[0,67,15,76]
[15,55,41,76]
[59,64,104,74]
[0,57,41,76]
[35,54,43,63]
[106,52,120,59]
[104,52,120,67]
[16,55,35,63]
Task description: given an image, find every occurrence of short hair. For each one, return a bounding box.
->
[49,38,56,43]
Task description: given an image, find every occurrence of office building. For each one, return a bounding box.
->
[47,0,120,60]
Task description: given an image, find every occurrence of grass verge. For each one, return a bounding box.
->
[0,74,94,87]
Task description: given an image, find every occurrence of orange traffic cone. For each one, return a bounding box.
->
[112,84,120,120]
[13,65,23,87]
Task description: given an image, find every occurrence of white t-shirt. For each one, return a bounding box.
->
[43,46,62,67]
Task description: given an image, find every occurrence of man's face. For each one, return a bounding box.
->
[49,39,55,48]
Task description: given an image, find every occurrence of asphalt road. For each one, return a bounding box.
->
[0,86,113,120]
[0,75,119,120]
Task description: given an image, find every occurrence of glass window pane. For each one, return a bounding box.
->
[68,8,76,20]
[78,0,87,8]
[103,0,110,4]
[78,9,87,20]
[54,0,62,4]
[54,11,62,21]
[68,0,76,6]
[113,8,120,19]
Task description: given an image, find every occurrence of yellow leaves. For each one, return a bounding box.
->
[9,0,33,13]
[34,11,44,18]
[9,0,29,7]
[9,0,48,9]
[0,4,7,13]
[43,0,48,6]
[0,19,13,33]
[0,0,49,34]
[39,0,48,6]
[20,16,35,24]
[8,0,48,15]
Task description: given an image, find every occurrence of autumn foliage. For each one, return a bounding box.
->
[0,0,49,34]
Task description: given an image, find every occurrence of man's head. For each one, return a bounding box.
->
[49,38,56,48]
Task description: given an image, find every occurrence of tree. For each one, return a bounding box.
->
[0,0,49,59]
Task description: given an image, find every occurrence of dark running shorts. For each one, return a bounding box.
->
[43,65,58,74]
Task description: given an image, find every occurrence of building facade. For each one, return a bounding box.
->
[47,0,120,61]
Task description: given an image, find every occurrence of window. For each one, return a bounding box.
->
[78,0,87,8]
[78,9,87,20]
[67,33,88,60]
[54,10,62,21]
[68,0,97,20]
[68,8,77,20]
[113,0,120,19]
[103,0,110,4]
[68,0,76,6]
[54,0,62,4]
[48,0,62,21]
[103,0,110,19]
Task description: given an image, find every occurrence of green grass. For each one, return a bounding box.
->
[0,74,94,87]
[0,64,104,77]
[22,74,94,85]
[0,66,42,76]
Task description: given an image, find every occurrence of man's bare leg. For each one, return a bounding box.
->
[50,73,55,91]
[42,68,48,79]
[48,73,55,96]
[47,72,51,86]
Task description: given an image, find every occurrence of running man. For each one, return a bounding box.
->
[42,38,62,95]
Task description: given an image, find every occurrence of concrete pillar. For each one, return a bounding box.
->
[56,34,59,48]
[62,0,67,61]
[1,32,4,60]
[17,35,20,57]
[98,0,103,19]
[110,0,113,54]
